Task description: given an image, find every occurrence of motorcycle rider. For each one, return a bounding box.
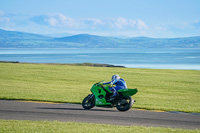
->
[103,74,127,101]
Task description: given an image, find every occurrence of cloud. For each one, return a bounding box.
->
[137,19,148,30]
[82,17,148,31]
[31,13,78,28]
[0,10,10,22]
[192,20,200,29]
[30,14,148,31]
[45,13,77,27]
[111,17,130,29]
[107,18,147,30]
[0,16,10,22]
[0,10,5,16]
[106,17,148,30]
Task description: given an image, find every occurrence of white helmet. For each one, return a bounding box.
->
[112,74,120,81]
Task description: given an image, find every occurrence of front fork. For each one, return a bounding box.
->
[88,94,94,99]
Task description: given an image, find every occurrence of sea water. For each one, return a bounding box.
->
[0,48,200,70]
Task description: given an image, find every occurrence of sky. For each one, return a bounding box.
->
[0,0,200,38]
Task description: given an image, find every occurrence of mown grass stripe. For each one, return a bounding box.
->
[0,119,199,133]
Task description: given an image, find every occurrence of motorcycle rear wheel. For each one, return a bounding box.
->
[82,94,95,109]
[116,96,133,111]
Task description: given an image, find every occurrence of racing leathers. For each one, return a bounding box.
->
[103,78,127,97]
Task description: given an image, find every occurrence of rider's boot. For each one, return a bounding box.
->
[108,92,118,101]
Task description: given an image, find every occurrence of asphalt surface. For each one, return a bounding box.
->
[0,100,200,129]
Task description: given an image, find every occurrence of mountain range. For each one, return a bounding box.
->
[0,29,200,48]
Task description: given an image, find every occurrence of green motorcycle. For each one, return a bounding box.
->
[82,81,138,111]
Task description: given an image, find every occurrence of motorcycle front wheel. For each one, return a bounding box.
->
[82,94,95,109]
[116,96,133,111]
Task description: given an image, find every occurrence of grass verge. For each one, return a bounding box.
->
[0,119,199,133]
[0,63,200,113]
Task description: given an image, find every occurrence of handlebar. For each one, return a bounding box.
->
[94,82,105,89]
[95,81,114,88]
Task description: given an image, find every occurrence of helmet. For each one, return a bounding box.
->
[111,74,120,81]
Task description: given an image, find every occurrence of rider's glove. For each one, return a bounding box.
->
[110,82,113,87]
[100,82,104,85]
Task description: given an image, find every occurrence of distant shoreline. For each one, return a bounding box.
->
[1,61,200,70]
[1,48,200,49]
[0,61,126,68]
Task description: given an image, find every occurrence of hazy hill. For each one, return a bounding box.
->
[126,36,200,48]
[0,29,200,48]
[0,29,53,48]
[54,34,124,48]
[0,29,51,40]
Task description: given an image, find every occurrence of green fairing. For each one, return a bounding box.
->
[91,84,112,106]
[118,88,138,96]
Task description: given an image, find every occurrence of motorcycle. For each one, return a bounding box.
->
[82,81,138,111]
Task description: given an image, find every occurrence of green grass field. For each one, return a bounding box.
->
[0,119,199,133]
[0,63,200,113]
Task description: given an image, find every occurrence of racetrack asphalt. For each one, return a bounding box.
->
[0,100,199,129]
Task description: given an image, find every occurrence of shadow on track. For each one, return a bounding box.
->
[36,107,117,112]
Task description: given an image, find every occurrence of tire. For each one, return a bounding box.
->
[116,96,133,111]
[82,94,95,109]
